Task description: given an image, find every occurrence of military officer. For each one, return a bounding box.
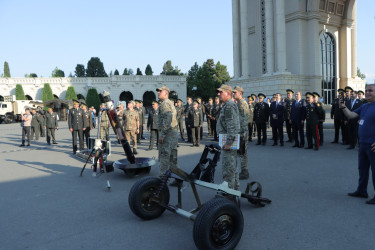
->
[305,92,322,150]
[233,86,250,180]
[116,103,125,144]
[205,98,214,137]
[37,106,46,137]
[140,101,147,139]
[123,101,139,155]
[68,99,85,154]
[81,103,93,148]
[135,100,145,143]
[147,100,159,150]
[211,97,221,141]
[247,96,255,142]
[284,89,295,142]
[184,97,193,142]
[175,99,186,141]
[217,84,240,190]
[250,93,257,137]
[358,90,366,104]
[30,108,43,140]
[269,93,285,146]
[313,92,325,146]
[253,93,269,145]
[331,88,345,144]
[196,97,205,138]
[290,91,306,148]
[99,103,110,141]
[157,85,179,177]
[44,106,58,145]
[188,100,203,147]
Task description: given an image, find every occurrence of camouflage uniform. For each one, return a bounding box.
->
[123,109,139,150]
[158,98,179,176]
[237,98,250,178]
[217,99,240,190]
[100,110,110,141]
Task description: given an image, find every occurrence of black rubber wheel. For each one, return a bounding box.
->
[193,198,243,250]
[5,114,13,124]
[128,176,170,220]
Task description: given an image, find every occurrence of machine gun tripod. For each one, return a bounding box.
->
[128,144,271,250]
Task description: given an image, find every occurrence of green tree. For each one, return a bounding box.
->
[136,68,143,75]
[145,64,153,75]
[357,67,366,80]
[123,68,129,75]
[15,84,26,100]
[114,69,119,75]
[4,61,10,77]
[65,86,78,100]
[75,64,86,77]
[51,67,65,77]
[186,62,200,97]
[29,73,38,77]
[42,83,54,110]
[86,57,107,77]
[86,88,101,113]
[161,60,183,75]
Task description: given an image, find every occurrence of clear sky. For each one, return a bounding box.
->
[0,0,374,84]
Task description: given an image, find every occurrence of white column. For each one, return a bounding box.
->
[339,23,352,88]
[240,0,249,78]
[232,0,241,79]
[351,3,357,78]
[274,0,287,73]
[264,0,274,74]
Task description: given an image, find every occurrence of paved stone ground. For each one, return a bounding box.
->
[0,118,374,250]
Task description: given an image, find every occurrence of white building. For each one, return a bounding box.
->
[230,0,365,103]
[0,75,187,107]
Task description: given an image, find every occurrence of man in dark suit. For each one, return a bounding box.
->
[305,92,323,150]
[342,86,354,144]
[147,100,159,150]
[68,99,85,154]
[345,90,363,149]
[290,91,306,148]
[269,93,285,146]
[331,88,345,143]
[313,92,326,146]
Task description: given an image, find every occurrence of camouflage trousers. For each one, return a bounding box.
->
[158,129,179,176]
[222,149,239,190]
[100,126,109,141]
[125,130,137,149]
[238,133,248,172]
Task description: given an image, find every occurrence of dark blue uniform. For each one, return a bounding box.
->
[68,108,85,153]
[290,99,306,147]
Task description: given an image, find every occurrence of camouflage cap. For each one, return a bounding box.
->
[217,84,233,93]
[156,85,170,93]
[233,86,244,93]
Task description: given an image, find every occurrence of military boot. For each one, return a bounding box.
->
[239,170,249,180]
[133,148,138,155]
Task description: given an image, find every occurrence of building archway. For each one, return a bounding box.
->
[320,32,336,104]
[119,91,133,103]
[25,95,33,100]
[77,94,85,100]
[142,91,156,111]
[0,95,4,101]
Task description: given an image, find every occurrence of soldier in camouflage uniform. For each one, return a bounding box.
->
[217,84,241,190]
[247,96,255,142]
[44,107,59,145]
[37,106,46,137]
[116,103,125,144]
[81,103,93,148]
[233,86,250,180]
[157,85,179,177]
[123,101,140,155]
[147,100,159,150]
[99,103,110,141]
[135,100,145,143]
[175,99,186,141]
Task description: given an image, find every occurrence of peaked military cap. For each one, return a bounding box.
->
[337,88,345,93]
[286,89,294,94]
[193,100,199,104]
[305,92,313,98]
[258,93,266,98]
[345,86,353,92]
[152,100,158,105]
[72,99,79,105]
[177,99,183,103]
[357,90,364,95]
[312,92,320,98]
